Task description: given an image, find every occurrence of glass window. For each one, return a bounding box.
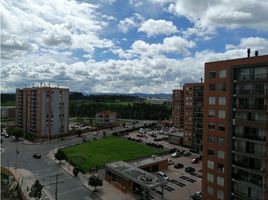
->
[207,186,214,196]
[208,135,216,143]
[207,173,214,183]
[217,190,224,200]
[209,84,216,91]
[209,97,216,105]
[218,150,225,159]
[219,97,226,105]
[218,164,224,173]
[218,124,225,131]
[219,83,226,91]
[208,123,215,130]
[218,110,225,119]
[208,160,214,169]
[217,176,224,186]
[218,137,224,145]
[219,70,227,78]
[208,148,214,155]
[209,71,216,78]
[208,109,216,117]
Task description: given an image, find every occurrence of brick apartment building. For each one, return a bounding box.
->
[172,84,204,151]
[202,53,268,200]
[16,86,69,138]
[172,89,184,130]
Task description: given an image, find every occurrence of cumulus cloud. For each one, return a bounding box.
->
[118,13,144,33]
[1,0,114,61]
[138,19,178,37]
[168,0,268,37]
[113,36,195,58]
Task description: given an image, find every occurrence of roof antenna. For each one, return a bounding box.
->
[247,48,250,57]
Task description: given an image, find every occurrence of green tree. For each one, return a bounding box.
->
[55,149,65,163]
[88,175,103,191]
[8,127,23,140]
[73,167,79,177]
[29,180,43,199]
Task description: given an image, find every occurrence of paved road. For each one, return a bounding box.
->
[1,121,153,200]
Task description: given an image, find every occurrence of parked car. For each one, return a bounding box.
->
[174,163,184,169]
[4,133,9,138]
[156,171,169,180]
[196,155,202,161]
[33,153,41,159]
[169,148,178,153]
[191,191,202,200]
[192,158,199,163]
[171,152,181,158]
[183,151,192,156]
[185,166,195,173]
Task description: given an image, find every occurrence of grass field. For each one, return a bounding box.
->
[63,136,164,173]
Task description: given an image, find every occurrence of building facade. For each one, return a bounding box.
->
[172,89,184,130]
[182,83,204,149]
[202,54,268,200]
[96,111,117,127]
[16,86,69,138]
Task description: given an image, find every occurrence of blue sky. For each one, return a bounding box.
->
[1,0,268,93]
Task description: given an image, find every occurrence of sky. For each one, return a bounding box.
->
[1,0,268,94]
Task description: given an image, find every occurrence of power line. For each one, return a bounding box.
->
[49,173,64,200]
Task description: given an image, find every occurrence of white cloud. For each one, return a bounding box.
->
[113,36,195,58]
[138,19,178,37]
[168,0,268,37]
[1,0,114,61]
[118,13,144,33]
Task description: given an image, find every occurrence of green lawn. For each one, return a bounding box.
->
[63,136,164,173]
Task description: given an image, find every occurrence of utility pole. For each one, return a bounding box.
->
[50,173,63,200]
[15,143,19,169]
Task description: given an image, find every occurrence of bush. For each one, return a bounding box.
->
[73,167,79,177]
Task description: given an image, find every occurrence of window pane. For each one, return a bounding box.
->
[219,70,227,78]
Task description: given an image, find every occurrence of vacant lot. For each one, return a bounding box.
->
[63,136,164,173]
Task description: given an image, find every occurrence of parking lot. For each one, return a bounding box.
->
[124,129,202,200]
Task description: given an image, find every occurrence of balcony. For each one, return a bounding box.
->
[232,173,265,189]
[236,89,268,96]
[233,132,266,142]
[236,104,267,111]
[233,191,264,200]
[232,161,265,174]
[232,148,266,158]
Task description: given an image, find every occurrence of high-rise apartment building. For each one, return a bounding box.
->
[202,54,268,200]
[16,86,69,138]
[183,83,204,149]
[172,89,184,130]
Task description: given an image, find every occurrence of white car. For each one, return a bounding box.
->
[156,171,169,180]
[171,152,180,158]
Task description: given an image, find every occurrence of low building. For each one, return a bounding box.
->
[1,106,16,119]
[105,161,168,197]
[95,111,117,127]
[168,132,183,145]
[132,156,168,172]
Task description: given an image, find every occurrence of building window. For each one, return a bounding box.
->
[217,151,224,159]
[217,190,224,200]
[219,70,227,78]
[218,124,225,132]
[217,176,224,186]
[218,137,224,145]
[208,148,214,156]
[219,97,226,105]
[218,164,224,173]
[208,135,216,143]
[207,186,214,196]
[219,83,226,91]
[208,160,214,169]
[208,109,216,117]
[209,71,216,78]
[207,173,214,183]
[209,84,216,91]
[209,97,216,105]
[218,110,225,119]
[208,123,215,130]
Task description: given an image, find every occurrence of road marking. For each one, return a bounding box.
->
[58,186,83,196]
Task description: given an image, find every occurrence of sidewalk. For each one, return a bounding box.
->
[8,167,53,200]
[48,150,134,200]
